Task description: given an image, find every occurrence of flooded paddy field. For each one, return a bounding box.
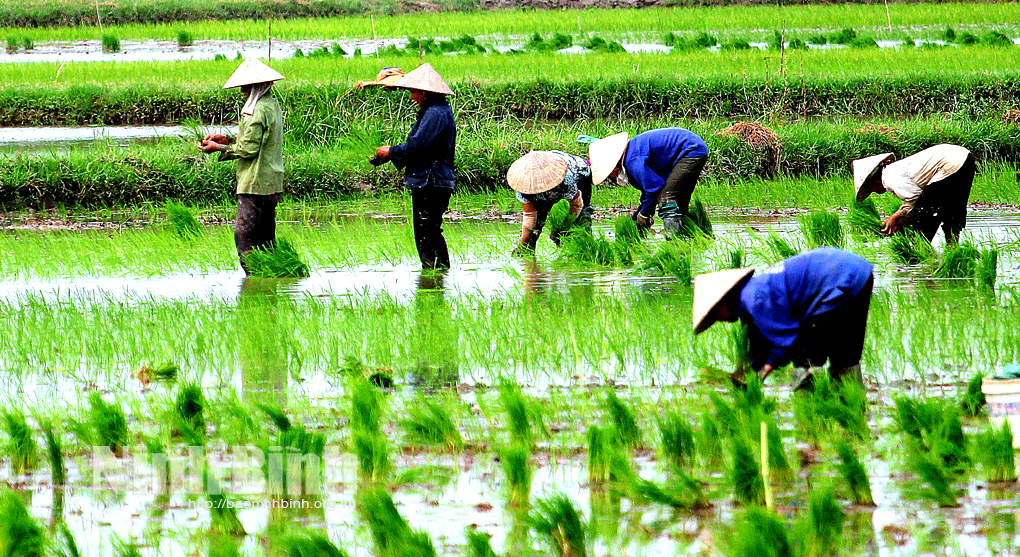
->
[2,203,1020,556]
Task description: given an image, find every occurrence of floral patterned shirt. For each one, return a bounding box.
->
[517,151,592,204]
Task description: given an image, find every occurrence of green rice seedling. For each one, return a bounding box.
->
[693,32,719,48]
[722,39,752,51]
[498,381,542,446]
[977,248,998,290]
[766,229,798,259]
[4,38,16,54]
[176,31,193,49]
[500,443,532,507]
[641,241,691,283]
[0,489,45,557]
[975,421,1016,483]
[281,531,350,557]
[682,198,713,238]
[834,439,874,506]
[788,38,809,50]
[583,35,624,53]
[1,409,37,474]
[603,388,641,449]
[113,540,143,557]
[357,486,437,557]
[729,249,744,269]
[244,238,310,278]
[465,528,498,557]
[906,447,960,507]
[731,322,752,378]
[934,242,980,278]
[894,397,968,471]
[710,393,741,437]
[102,35,121,53]
[350,378,382,434]
[20,37,33,51]
[808,34,828,45]
[79,392,129,456]
[136,361,178,384]
[613,214,643,247]
[797,486,844,557]
[165,202,203,238]
[658,411,696,471]
[961,372,986,417]
[983,31,1013,47]
[765,421,792,482]
[331,43,347,56]
[730,436,765,505]
[55,523,80,557]
[257,403,292,432]
[399,395,463,450]
[698,412,724,467]
[586,425,633,487]
[799,209,843,248]
[353,430,391,483]
[889,230,934,265]
[724,506,791,557]
[847,197,882,236]
[530,494,587,557]
[41,420,66,521]
[794,373,868,440]
[831,27,858,44]
[174,383,206,434]
[545,198,576,240]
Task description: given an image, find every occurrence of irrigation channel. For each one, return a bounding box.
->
[2,204,1020,556]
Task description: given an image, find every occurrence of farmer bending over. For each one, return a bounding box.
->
[588,128,708,237]
[853,144,975,244]
[692,248,875,391]
[198,58,285,274]
[507,150,593,255]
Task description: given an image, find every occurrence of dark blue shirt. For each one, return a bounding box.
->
[738,248,874,370]
[388,96,457,189]
[622,128,709,216]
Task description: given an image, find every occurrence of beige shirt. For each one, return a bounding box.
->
[882,144,971,218]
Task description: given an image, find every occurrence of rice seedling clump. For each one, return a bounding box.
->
[165,202,202,238]
[799,209,843,248]
[975,421,1016,482]
[934,242,980,279]
[725,506,791,557]
[834,439,874,506]
[530,494,587,557]
[244,238,310,278]
[0,488,45,557]
[889,230,935,265]
[545,198,577,240]
[847,197,882,235]
[1,408,38,474]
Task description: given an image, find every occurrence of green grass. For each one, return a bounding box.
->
[0,488,45,557]
[399,395,463,450]
[1,408,38,474]
[530,493,587,557]
[243,238,311,278]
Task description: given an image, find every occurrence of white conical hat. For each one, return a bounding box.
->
[588,132,629,185]
[507,151,568,194]
[392,63,455,96]
[852,153,894,201]
[692,268,755,334]
[222,58,285,90]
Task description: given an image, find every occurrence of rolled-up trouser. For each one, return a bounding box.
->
[235,193,280,273]
[790,273,874,385]
[906,154,975,243]
[411,185,452,269]
[657,155,709,220]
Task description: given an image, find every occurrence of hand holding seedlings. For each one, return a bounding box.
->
[881,213,903,235]
[373,145,391,163]
[197,139,225,153]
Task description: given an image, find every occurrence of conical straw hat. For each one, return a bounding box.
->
[356,67,406,88]
[692,268,755,334]
[507,151,568,194]
[392,63,455,96]
[588,132,629,185]
[222,58,285,89]
[852,153,894,202]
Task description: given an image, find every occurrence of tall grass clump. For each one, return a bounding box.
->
[176,31,194,49]
[961,372,986,417]
[977,248,998,290]
[847,197,882,236]
[934,242,980,278]
[530,494,587,557]
[730,437,765,505]
[174,383,206,436]
[498,381,542,447]
[889,230,934,265]
[834,439,874,506]
[799,209,843,248]
[681,198,713,238]
[975,421,1016,483]
[244,238,310,278]
[1,409,37,474]
[658,411,696,471]
[357,487,437,557]
[281,532,349,557]
[796,486,844,557]
[500,443,532,507]
[641,241,692,283]
[545,198,577,240]
[0,489,45,557]
[165,202,202,238]
[603,388,641,449]
[102,35,121,53]
[399,395,462,450]
[73,393,129,456]
[724,507,791,557]
[350,379,389,482]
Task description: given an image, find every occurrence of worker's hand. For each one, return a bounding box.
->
[203,133,229,145]
[881,213,903,235]
[197,140,224,154]
[634,212,654,230]
[375,146,391,160]
[758,364,775,382]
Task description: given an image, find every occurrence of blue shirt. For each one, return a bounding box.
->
[388,96,457,189]
[622,128,708,216]
[739,248,874,370]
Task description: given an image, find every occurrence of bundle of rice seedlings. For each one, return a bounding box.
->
[350,379,383,435]
[206,478,245,537]
[799,209,844,248]
[500,443,532,507]
[165,202,202,238]
[977,248,998,290]
[353,430,391,483]
[730,437,765,505]
[729,249,744,269]
[546,198,577,240]
[799,486,845,556]
[174,383,206,436]
[889,230,934,265]
[530,494,587,557]
[133,361,178,385]
[79,392,129,456]
[847,197,883,236]
[101,34,120,52]
[498,381,543,446]
[55,523,81,557]
[357,487,437,557]
[765,421,792,482]
[586,426,633,487]
[894,397,968,471]
[613,214,643,247]
[677,198,714,238]
[465,528,498,557]
[934,242,980,279]
[975,421,1017,483]
[766,229,798,259]
[906,447,960,507]
[961,372,986,417]
[658,411,696,471]
[698,413,724,467]
[399,396,463,450]
[1,409,37,474]
[176,31,194,49]
[603,388,641,448]
[0,488,45,557]
[716,122,782,177]
[724,506,791,557]
[732,322,752,379]
[642,241,692,283]
[281,531,350,557]
[41,420,66,518]
[559,229,621,267]
[793,373,869,441]
[244,238,311,278]
[834,439,874,506]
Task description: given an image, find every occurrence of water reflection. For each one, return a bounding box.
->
[238,277,299,408]
[407,270,460,389]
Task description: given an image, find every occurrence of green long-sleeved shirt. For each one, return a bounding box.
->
[219,91,284,195]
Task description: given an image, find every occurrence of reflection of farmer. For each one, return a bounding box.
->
[588,128,708,236]
[198,58,285,274]
[853,144,975,244]
[507,150,593,255]
[373,63,457,270]
[693,248,875,390]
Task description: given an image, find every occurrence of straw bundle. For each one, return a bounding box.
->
[716,121,782,177]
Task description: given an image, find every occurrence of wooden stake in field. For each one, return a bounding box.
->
[94,0,104,35]
[761,421,774,511]
[885,0,893,31]
[268,22,272,61]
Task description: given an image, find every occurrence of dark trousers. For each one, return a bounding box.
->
[908,154,975,242]
[235,193,280,273]
[657,155,708,218]
[526,180,594,249]
[411,186,452,269]
[791,273,874,379]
